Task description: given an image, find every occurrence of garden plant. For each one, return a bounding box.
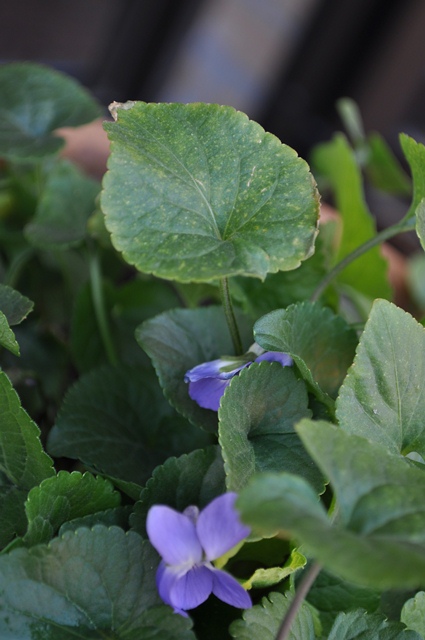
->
[1,61,425,639]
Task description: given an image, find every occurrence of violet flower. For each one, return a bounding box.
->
[184,343,293,411]
[146,492,252,615]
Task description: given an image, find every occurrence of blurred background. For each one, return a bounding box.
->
[2,0,425,254]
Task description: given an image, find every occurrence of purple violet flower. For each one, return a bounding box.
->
[146,492,252,615]
[184,344,293,411]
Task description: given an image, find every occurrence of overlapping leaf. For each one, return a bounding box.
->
[254,301,357,409]
[219,362,323,493]
[238,420,425,588]
[22,471,121,546]
[0,62,100,162]
[336,299,425,456]
[101,102,319,282]
[131,446,226,536]
[327,609,421,639]
[47,364,210,485]
[229,591,315,639]
[0,526,196,639]
[137,306,252,432]
[24,160,99,249]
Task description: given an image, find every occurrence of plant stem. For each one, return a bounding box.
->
[219,277,243,355]
[275,561,322,640]
[89,250,118,366]
[5,247,35,288]
[311,216,416,303]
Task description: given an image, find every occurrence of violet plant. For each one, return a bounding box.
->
[0,62,425,639]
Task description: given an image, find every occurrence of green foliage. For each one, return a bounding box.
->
[336,299,425,456]
[254,301,358,407]
[47,364,210,485]
[137,306,252,432]
[0,62,100,162]
[101,102,319,282]
[0,526,196,639]
[311,132,391,300]
[2,61,425,638]
[229,591,316,639]
[219,362,323,492]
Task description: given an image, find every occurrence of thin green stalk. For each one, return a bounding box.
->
[5,247,35,288]
[89,250,118,366]
[219,277,243,355]
[311,216,416,303]
[275,561,322,640]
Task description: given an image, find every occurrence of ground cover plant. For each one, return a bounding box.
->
[0,61,425,639]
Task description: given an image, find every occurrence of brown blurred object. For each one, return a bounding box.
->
[58,118,111,180]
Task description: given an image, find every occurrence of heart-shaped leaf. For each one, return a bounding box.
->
[0,525,195,639]
[0,284,33,325]
[47,364,211,484]
[336,299,425,456]
[254,302,357,409]
[401,592,425,637]
[0,62,100,162]
[101,102,319,282]
[219,362,323,493]
[136,306,253,432]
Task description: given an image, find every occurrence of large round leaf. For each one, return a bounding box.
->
[101,102,319,282]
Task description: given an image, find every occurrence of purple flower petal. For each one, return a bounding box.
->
[211,569,252,609]
[168,565,214,610]
[188,377,231,411]
[147,505,202,565]
[196,493,250,561]
[255,351,293,367]
[156,562,189,616]
[185,358,250,382]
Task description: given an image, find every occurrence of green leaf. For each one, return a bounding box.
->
[239,420,425,589]
[229,591,315,639]
[306,570,380,635]
[327,609,422,639]
[0,525,196,639]
[59,505,132,536]
[47,364,210,485]
[231,229,332,318]
[401,592,425,636]
[219,362,323,493]
[407,253,425,310]
[311,133,391,299]
[0,370,54,547]
[131,445,226,536]
[0,284,33,325]
[136,306,252,432]
[416,198,425,252]
[0,62,100,162]
[101,101,319,282]
[71,276,181,373]
[336,299,425,456]
[241,546,306,591]
[365,133,411,196]
[22,471,121,546]
[24,160,99,249]
[0,310,20,355]
[254,301,357,403]
[400,134,425,216]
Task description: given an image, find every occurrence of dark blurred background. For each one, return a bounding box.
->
[2,0,425,251]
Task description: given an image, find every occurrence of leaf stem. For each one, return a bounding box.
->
[311,216,416,302]
[275,561,322,640]
[219,277,243,355]
[89,249,118,366]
